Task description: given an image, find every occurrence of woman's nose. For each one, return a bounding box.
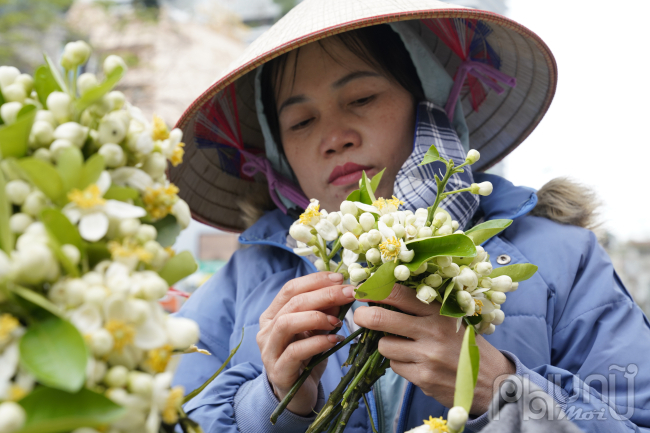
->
[319,126,361,156]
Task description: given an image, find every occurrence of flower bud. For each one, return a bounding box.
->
[417,227,433,238]
[0,66,20,89]
[49,138,76,161]
[465,149,480,165]
[359,212,375,232]
[492,309,505,325]
[136,224,157,243]
[106,91,126,111]
[99,143,125,167]
[366,229,382,247]
[414,208,427,219]
[172,198,191,229]
[436,225,453,235]
[29,120,55,148]
[447,406,469,430]
[84,285,108,306]
[104,365,129,388]
[326,211,341,226]
[415,284,436,304]
[510,282,519,291]
[61,41,91,69]
[166,316,200,350]
[487,290,506,304]
[424,273,443,288]
[457,290,472,309]
[366,248,381,264]
[128,371,153,396]
[46,91,72,123]
[340,232,359,251]
[314,219,338,242]
[392,223,405,239]
[412,261,427,276]
[440,263,460,278]
[398,248,414,263]
[5,180,31,205]
[3,83,26,103]
[289,223,313,245]
[405,214,416,226]
[142,152,167,179]
[9,213,33,234]
[405,224,417,238]
[77,73,99,95]
[0,101,22,125]
[342,213,361,233]
[15,74,33,94]
[98,114,127,145]
[0,401,26,433]
[340,200,357,215]
[350,267,369,283]
[90,328,114,356]
[479,277,492,288]
[436,256,452,268]
[103,55,127,76]
[470,181,493,196]
[481,323,496,335]
[22,190,48,216]
[379,213,394,227]
[456,267,478,290]
[119,218,141,237]
[142,272,168,300]
[452,220,459,231]
[61,244,81,266]
[491,275,513,292]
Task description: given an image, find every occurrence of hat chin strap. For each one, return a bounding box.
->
[240,149,310,213]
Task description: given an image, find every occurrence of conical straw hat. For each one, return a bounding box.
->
[170,0,557,232]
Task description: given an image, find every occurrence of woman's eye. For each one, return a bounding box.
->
[291,118,314,131]
[351,95,375,106]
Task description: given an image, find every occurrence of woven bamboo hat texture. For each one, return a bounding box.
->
[170,0,557,232]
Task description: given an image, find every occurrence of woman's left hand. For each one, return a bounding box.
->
[353,283,515,415]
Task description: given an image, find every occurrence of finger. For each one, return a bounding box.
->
[261,272,345,323]
[266,311,342,360]
[377,335,420,362]
[276,334,345,379]
[353,306,424,339]
[359,283,439,316]
[276,284,356,317]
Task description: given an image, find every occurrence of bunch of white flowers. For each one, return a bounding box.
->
[0,41,212,433]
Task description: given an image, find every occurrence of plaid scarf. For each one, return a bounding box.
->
[394,101,479,229]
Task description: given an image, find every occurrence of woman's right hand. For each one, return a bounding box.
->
[257,272,356,417]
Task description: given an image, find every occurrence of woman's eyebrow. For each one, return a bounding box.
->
[332,70,381,89]
[278,95,308,114]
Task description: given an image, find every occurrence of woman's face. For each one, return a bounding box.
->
[275,39,416,212]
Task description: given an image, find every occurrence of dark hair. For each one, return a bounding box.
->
[260,24,424,161]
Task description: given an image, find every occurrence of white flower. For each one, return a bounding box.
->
[436,256,452,267]
[417,227,433,238]
[105,365,129,388]
[342,248,359,266]
[474,261,492,276]
[394,265,410,281]
[424,273,442,287]
[398,245,414,263]
[465,149,480,165]
[326,212,341,226]
[416,284,437,304]
[106,91,126,111]
[89,328,114,357]
[142,152,167,179]
[491,275,513,292]
[3,83,26,103]
[29,120,55,148]
[61,41,91,70]
[0,66,20,89]
[61,244,81,265]
[359,212,375,232]
[392,223,405,239]
[98,111,128,145]
[103,54,128,76]
[439,263,460,278]
[14,73,32,95]
[46,91,72,124]
[378,221,396,240]
[447,406,469,430]
[342,214,362,235]
[0,102,22,125]
[99,143,125,167]
[78,73,99,95]
[456,267,478,290]
[171,198,191,229]
[5,180,30,205]
[0,401,26,433]
[457,290,473,309]
[12,243,58,285]
[314,219,338,241]
[471,181,493,196]
[340,200,357,215]
[166,317,199,350]
[365,248,381,265]
[340,232,359,251]
[379,213,394,227]
[64,173,146,242]
[492,309,505,325]
[487,290,507,304]
[289,223,313,245]
[366,229,382,247]
[136,224,157,243]
[350,267,369,283]
[436,225,453,235]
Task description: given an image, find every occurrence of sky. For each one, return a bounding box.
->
[501,0,650,241]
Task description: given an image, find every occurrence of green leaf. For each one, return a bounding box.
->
[354,262,398,301]
[78,154,105,190]
[369,168,386,194]
[158,250,197,286]
[85,242,111,269]
[34,65,62,107]
[404,234,477,272]
[17,158,64,202]
[345,190,360,202]
[440,279,465,318]
[153,214,182,248]
[75,65,125,114]
[0,104,37,159]
[19,316,88,393]
[454,326,480,413]
[56,147,83,195]
[419,144,443,166]
[358,171,376,205]
[8,285,63,318]
[103,185,139,202]
[0,168,14,254]
[41,208,84,276]
[465,219,513,245]
[43,54,68,94]
[489,263,538,282]
[17,386,125,433]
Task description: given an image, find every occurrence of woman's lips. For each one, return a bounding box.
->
[328,162,374,186]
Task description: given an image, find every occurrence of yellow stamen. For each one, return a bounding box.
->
[143,184,179,220]
[387,195,405,208]
[379,237,401,262]
[423,416,449,432]
[170,142,185,167]
[105,320,135,352]
[0,314,19,342]
[108,239,153,264]
[474,299,484,315]
[162,386,184,424]
[152,115,169,141]
[67,184,105,209]
[144,344,174,373]
[9,385,27,401]
[299,203,321,226]
[164,246,176,257]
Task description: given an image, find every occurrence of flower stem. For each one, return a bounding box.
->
[362,393,378,433]
[342,350,379,407]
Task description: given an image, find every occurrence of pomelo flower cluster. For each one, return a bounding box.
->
[0,41,210,433]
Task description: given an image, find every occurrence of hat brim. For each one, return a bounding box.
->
[170,0,557,233]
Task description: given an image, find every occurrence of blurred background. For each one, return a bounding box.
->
[8,0,649,313]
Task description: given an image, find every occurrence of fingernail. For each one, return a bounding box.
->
[342,286,355,298]
[327,315,343,327]
[329,273,344,282]
[328,334,345,343]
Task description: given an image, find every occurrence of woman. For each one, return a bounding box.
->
[170,1,650,432]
